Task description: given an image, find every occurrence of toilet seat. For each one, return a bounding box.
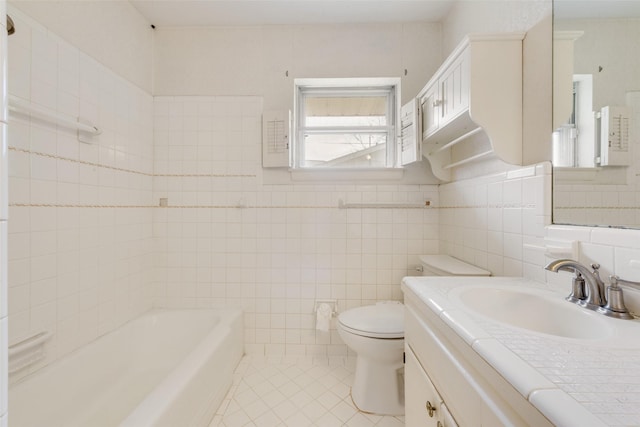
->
[338,302,404,339]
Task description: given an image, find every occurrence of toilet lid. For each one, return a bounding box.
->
[419,255,491,276]
[338,302,404,339]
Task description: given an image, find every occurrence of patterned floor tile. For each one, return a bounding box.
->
[211,355,405,426]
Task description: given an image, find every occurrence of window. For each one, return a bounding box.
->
[293,78,400,169]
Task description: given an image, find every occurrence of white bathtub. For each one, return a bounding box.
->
[9,308,243,427]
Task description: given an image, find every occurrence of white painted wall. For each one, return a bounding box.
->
[556,18,640,110]
[442,0,551,55]
[8,0,153,93]
[153,22,442,110]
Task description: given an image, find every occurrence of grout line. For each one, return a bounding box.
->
[10,203,431,209]
[8,147,257,178]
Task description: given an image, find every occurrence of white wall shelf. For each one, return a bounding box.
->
[418,33,525,181]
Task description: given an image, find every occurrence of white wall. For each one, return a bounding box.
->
[439,163,552,279]
[153,23,442,110]
[6,7,155,382]
[438,160,640,315]
[442,0,551,55]
[152,95,440,356]
[556,18,640,110]
[8,0,154,93]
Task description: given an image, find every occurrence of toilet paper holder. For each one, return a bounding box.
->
[314,299,338,316]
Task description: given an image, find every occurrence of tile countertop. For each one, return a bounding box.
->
[401,276,640,427]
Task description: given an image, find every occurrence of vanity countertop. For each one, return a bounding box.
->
[402,276,640,427]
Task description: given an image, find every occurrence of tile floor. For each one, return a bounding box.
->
[209,355,405,427]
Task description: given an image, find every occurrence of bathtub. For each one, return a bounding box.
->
[9,308,243,427]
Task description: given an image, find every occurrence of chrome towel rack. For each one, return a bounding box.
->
[338,199,431,209]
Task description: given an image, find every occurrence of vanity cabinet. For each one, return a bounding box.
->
[417,33,524,181]
[404,292,554,427]
[405,346,458,427]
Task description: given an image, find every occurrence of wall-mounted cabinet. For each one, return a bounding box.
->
[417,33,525,181]
[421,51,469,140]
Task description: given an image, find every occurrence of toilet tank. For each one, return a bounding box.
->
[419,255,491,277]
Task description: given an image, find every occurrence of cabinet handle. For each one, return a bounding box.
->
[432,100,442,107]
[426,401,437,417]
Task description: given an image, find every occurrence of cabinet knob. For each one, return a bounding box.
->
[437,422,443,427]
[426,401,437,417]
[432,100,442,107]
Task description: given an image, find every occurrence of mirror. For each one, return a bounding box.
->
[552,0,640,228]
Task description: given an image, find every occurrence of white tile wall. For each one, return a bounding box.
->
[545,225,640,314]
[438,159,640,314]
[153,96,440,356]
[439,163,552,280]
[6,8,154,382]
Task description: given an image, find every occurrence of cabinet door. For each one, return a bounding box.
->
[420,82,440,139]
[440,52,469,126]
[405,345,442,427]
[441,403,459,427]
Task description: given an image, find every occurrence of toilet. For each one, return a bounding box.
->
[337,255,490,415]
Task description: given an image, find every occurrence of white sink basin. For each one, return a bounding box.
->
[453,286,613,339]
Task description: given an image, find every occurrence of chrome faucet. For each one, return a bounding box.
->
[545,259,636,319]
[545,259,605,309]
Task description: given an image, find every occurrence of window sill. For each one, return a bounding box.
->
[289,167,404,182]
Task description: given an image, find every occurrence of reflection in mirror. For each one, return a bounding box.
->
[553,0,640,228]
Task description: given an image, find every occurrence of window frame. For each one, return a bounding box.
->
[293,78,401,170]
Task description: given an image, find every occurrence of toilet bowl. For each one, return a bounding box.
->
[338,255,490,416]
[337,302,405,415]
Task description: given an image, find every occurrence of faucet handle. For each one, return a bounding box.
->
[598,275,634,320]
[610,275,620,288]
[610,275,640,290]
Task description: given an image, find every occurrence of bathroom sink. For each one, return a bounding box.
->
[453,286,613,339]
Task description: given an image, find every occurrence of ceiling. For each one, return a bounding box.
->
[129,0,640,29]
[129,0,456,27]
[554,0,640,19]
